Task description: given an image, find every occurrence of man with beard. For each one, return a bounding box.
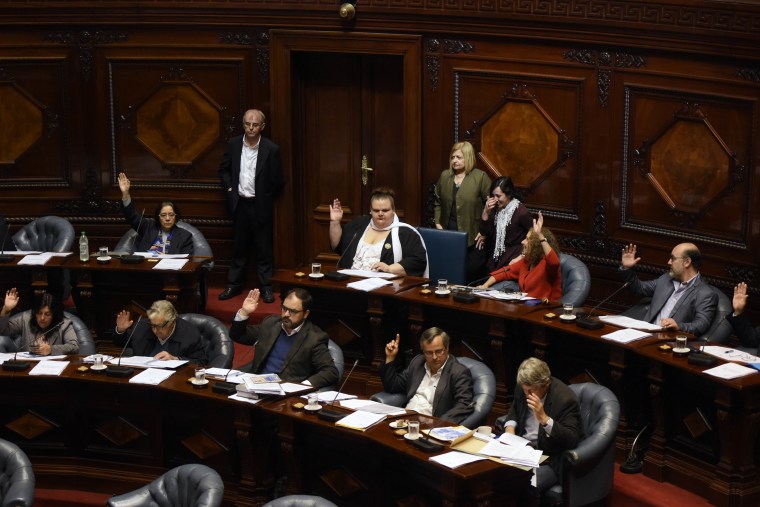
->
[619,242,717,336]
[229,287,338,388]
[380,327,474,424]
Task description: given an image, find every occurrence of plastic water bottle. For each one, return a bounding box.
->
[79,231,89,262]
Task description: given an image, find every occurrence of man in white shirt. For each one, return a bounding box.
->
[379,327,473,424]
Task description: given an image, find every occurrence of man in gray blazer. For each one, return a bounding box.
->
[380,327,474,424]
[229,287,338,389]
[620,242,717,336]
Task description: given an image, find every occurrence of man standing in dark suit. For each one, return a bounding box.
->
[380,327,474,424]
[620,242,717,336]
[218,109,285,303]
[229,287,338,389]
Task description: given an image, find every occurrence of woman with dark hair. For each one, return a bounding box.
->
[478,212,562,300]
[117,172,194,255]
[479,176,533,275]
[329,187,428,277]
[0,288,79,355]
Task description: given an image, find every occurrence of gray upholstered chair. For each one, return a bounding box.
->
[417,227,468,285]
[559,253,590,307]
[114,221,214,310]
[370,356,496,429]
[0,438,35,507]
[0,311,94,355]
[178,314,233,368]
[622,283,732,343]
[12,216,75,253]
[324,339,345,390]
[263,495,338,507]
[107,464,224,507]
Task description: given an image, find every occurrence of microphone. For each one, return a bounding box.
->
[687,316,723,367]
[318,359,359,422]
[408,415,449,453]
[213,339,259,395]
[324,231,359,282]
[121,209,146,264]
[3,320,64,371]
[106,315,142,377]
[576,281,631,330]
[0,220,13,263]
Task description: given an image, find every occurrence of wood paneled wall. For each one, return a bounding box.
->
[0,1,759,315]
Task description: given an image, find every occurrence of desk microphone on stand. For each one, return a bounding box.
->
[213,339,259,395]
[324,232,358,282]
[3,320,64,371]
[576,281,631,330]
[0,223,14,263]
[106,315,142,377]
[318,359,359,422]
[121,209,146,264]
[687,317,722,367]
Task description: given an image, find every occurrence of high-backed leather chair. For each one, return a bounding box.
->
[0,438,35,507]
[114,221,214,310]
[263,496,338,507]
[370,356,495,428]
[0,311,95,355]
[417,227,467,285]
[494,383,620,507]
[325,339,344,390]
[107,464,224,507]
[12,216,75,253]
[622,283,731,343]
[179,314,233,368]
[559,253,591,307]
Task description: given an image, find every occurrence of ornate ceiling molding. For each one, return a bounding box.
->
[44,30,128,81]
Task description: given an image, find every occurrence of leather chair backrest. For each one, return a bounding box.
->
[0,438,36,507]
[417,227,467,285]
[113,221,214,270]
[458,357,496,429]
[107,464,224,507]
[12,216,75,252]
[263,495,339,507]
[559,253,591,307]
[699,285,732,343]
[328,339,344,382]
[179,314,233,368]
[569,383,620,439]
[0,311,94,356]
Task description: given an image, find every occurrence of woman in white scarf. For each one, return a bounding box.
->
[329,188,428,277]
[479,176,532,274]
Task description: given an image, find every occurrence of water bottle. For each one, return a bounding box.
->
[79,231,89,262]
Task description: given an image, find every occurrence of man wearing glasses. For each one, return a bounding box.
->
[619,242,717,336]
[229,287,338,388]
[113,300,207,364]
[218,109,285,303]
[380,327,473,424]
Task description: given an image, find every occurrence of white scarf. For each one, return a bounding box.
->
[368,214,429,277]
[493,198,520,261]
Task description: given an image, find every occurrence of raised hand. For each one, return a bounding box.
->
[532,211,544,236]
[115,310,133,333]
[240,289,260,318]
[385,333,400,363]
[2,287,19,315]
[526,392,548,426]
[733,282,749,316]
[117,172,131,199]
[621,243,641,269]
[329,199,344,222]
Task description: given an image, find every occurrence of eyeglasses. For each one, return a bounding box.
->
[159,213,176,219]
[243,122,264,128]
[423,348,447,358]
[150,320,173,330]
[281,305,303,315]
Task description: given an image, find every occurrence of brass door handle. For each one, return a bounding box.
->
[361,155,373,186]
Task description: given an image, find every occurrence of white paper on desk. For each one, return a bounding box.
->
[482,440,543,467]
[0,353,15,364]
[347,278,392,292]
[338,269,397,279]
[497,432,531,447]
[16,254,52,265]
[152,258,189,270]
[108,356,188,369]
[129,367,175,385]
[702,346,760,364]
[305,391,358,403]
[28,360,69,376]
[430,451,486,469]
[601,328,652,343]
[244,382,284,394]
[281,382,311,393]
[14,352,68,361]
[205,368,246,384]
[340,399,407,416]
[703,362,758,380]
[334,410,386,431]
[228,393,261,404]
[598,315,663,331]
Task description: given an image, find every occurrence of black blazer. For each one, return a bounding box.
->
[218,135,285,221]
[727,312,760,354]
[113,318,207,365]
[122,201,193,255]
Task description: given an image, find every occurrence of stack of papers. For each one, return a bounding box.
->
[338,269,396,279]
[702,346,760,364]
[152,258,189,270]
[479,439,542,467]
[108,356,188,369]
[427,426,475,445]
[305,391,358,403]
[347,278,392,292]
[28,360,69,376]
[598,315,663,331]
[16,252,70,265]
[237,382,311,398]
[129,368,175,385]
[339,399,407,416]
[703,362,758,380]
[601,328,652,343]
[204,367,247,384]
[334,410,386,431]
[429,451,486,469]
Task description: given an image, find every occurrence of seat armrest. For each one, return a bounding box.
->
[369,392,406,407]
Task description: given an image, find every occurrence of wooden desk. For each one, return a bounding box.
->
[0,254,69,304]
[262,396,529,506]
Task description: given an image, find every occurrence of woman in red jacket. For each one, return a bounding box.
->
[478,211,562,301]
